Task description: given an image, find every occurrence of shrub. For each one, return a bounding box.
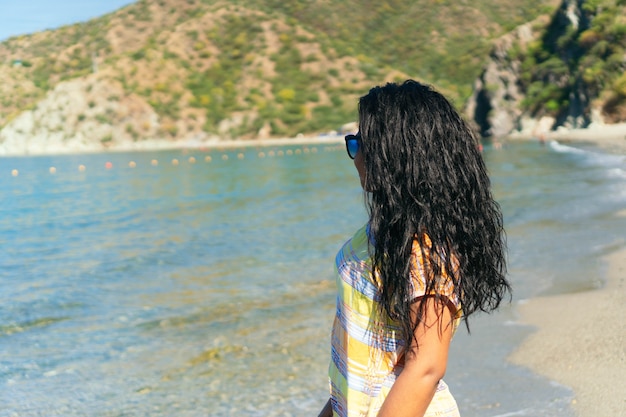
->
[95,114,111,124]
[277,88,296,102]
[131,49,146,60]
[578,30,602,49]
[613,73,626,97]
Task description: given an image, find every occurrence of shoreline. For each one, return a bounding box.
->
[508,245,626,416]
[2,121,626,157]
[0,134,345,157]
[505,122,626,154]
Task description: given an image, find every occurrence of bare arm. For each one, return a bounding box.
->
[377,296,455,417]
[317,398,332,417]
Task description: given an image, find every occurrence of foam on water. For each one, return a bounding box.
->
[607,167,626,179]
[549,140,586,154]
[550,139,626,168]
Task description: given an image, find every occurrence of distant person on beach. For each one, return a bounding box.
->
[318,80,510,417]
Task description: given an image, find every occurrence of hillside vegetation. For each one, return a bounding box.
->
[0,0,586,143]
[515,0,626,124]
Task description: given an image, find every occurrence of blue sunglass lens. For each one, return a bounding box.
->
[347,139,359,159]
[345,134,360,159]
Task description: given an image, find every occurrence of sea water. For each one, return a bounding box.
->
[1,140,625,417]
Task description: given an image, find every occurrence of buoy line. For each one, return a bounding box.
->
[7,146,344,177]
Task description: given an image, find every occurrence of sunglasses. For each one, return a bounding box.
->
[344,132,361,159]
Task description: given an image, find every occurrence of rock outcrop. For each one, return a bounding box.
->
[465,20,547,138]
[465,0,626,138]
[0,76,160,155]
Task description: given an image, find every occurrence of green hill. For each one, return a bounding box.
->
[1,0,603,143]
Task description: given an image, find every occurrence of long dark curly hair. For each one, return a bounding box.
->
[358,80,510,349]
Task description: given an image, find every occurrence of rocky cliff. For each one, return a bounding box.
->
[466,0,626,138]
[0,76,163,155]
[465,18,549,138]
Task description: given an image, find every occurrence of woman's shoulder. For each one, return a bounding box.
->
[352,224,371,252]
[336,224,371,263]
[346,223,370,246]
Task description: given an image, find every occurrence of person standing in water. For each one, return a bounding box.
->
[318,80,510,417]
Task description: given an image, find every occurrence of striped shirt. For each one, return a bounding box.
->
[328,224,461,417]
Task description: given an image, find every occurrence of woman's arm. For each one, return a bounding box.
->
[377,296,455,417]
[317,398,332,417]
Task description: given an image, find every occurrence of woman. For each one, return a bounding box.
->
[318,80,510,417]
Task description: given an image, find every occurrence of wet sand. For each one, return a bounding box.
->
[508,247,626,416]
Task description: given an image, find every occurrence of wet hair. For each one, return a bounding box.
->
[358,80,510,350]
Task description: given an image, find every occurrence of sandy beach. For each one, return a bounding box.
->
[507,122,626,154]
[0,132,345,157]
[509,244,626,416]
[506,123,626,416]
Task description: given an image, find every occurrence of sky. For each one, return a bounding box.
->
[0,0,136,41]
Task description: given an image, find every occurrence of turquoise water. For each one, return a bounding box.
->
[1,140,625,416]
